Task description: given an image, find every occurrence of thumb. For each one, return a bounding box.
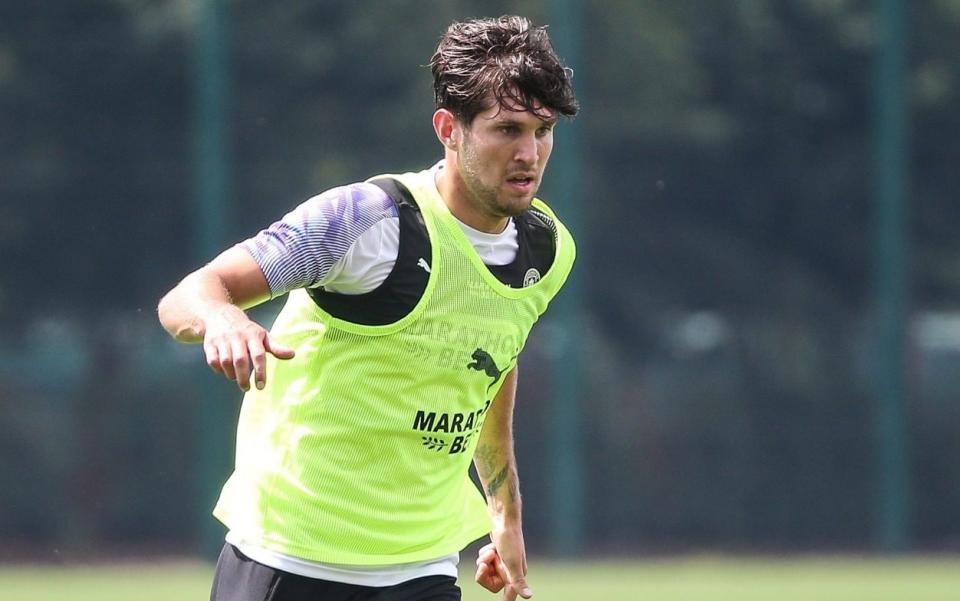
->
[496,561,533,600]
[511,576,533,599]
[264,335,296,359]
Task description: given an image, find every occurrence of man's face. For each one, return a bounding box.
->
[454,98,557,221]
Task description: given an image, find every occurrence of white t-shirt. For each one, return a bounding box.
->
[241,166,518,298]
[234,164,516,585]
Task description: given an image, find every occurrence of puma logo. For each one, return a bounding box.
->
[467,348,503,391]
[417,258,431,273]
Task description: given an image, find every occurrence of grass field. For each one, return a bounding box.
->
[1,556,958,601]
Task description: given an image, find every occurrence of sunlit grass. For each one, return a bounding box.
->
[0,556,958,601]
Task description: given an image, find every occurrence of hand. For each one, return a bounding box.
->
[475,543,507,594]
[475,532,533,600]
[202,306,295,391]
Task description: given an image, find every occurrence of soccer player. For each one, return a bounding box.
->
[158,15,579,601]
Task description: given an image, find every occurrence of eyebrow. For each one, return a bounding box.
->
[492,117,558,127]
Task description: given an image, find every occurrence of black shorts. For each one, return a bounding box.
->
[210,544,462,601]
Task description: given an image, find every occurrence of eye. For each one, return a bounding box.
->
[536,126,553,137]
[499,125,519,135]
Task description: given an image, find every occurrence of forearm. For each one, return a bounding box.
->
[474,367,523,527]
[158,247,272,343]
[472,367,533,597]
[475,443,522,525]
[157,268,241,343]
[158,248,290,390]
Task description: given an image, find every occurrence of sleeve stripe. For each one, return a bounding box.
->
[239,183,398,298]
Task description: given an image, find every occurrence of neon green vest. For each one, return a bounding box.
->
[213,167,576,564]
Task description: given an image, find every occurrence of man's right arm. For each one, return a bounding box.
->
[158,182,399,391]
[157,246,295,391]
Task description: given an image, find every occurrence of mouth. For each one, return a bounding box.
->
[505,174,536,193]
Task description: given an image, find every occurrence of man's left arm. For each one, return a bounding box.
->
[473,366,534,600]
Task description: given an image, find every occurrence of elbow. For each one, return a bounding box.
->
[156,290,182,340]
[156,283,203,343]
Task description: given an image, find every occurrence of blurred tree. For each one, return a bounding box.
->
[0,0,190,327]
[2,0,960,552]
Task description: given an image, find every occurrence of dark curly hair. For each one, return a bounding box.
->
[430,15,580,125]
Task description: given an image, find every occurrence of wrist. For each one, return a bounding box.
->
[204,302,247,327]
[489,503,523,528]
[184,302,245,342]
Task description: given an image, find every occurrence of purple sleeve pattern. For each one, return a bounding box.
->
[239,182,397,298]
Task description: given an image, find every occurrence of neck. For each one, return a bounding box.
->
[435,157,509,234]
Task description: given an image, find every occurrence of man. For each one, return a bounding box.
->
[158,15,579,601]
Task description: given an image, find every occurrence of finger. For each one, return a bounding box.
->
[496,560,533,600]
[247,336,267,390]
[478,555,499,572]
[204,341,223,375]
[512,577,533,599]
[230,337,251,391]
[477,547,499,567]
[218,341,236,381]
[475,564,494,592]
[265,335,296,360]
[475,563,504,593]
[480,576,505,594]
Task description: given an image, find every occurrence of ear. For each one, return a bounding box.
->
[433,108,460,151]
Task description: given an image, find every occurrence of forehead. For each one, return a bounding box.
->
[474,95,557,125]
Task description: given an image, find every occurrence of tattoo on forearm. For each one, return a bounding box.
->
[486,466,508,498]
[476,444,519,502]
[475,444,496,476]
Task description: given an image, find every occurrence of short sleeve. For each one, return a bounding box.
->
[239,182,398,298]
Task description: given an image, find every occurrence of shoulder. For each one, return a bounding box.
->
[529,198,574,248]
[240,182,402,296]
[524,200,576,289]
[522,205,557,233]
[519,200,566,247]
[294,182,398,226]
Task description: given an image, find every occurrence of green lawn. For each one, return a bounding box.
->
[0,556,958,601]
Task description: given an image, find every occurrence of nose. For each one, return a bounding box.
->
[514,133,539,165]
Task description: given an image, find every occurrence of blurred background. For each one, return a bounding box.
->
[2,0,959,576]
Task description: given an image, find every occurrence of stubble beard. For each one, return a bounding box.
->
[458,142,534,221]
